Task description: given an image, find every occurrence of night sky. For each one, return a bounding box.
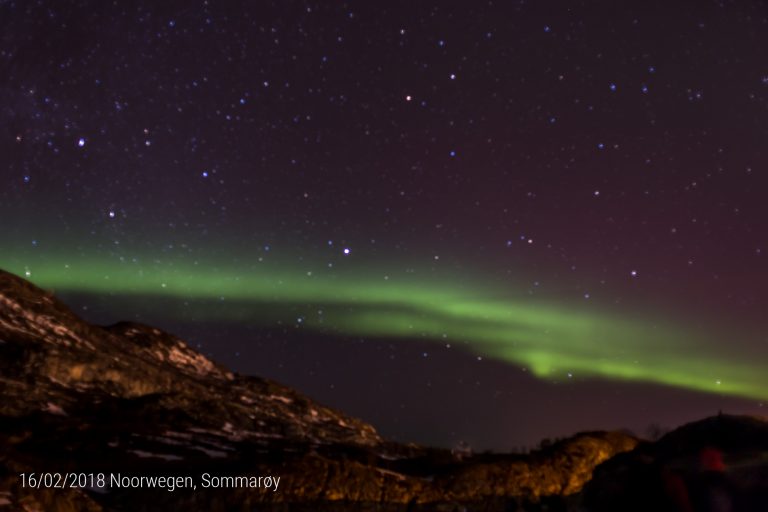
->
[3,0,768,451]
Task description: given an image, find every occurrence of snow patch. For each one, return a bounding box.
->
[166,345,218,376]
[43,402,67,416]
[375,467,407,481]
[191,446,229,458]
[129,450,184,461]
[0,293,94,349]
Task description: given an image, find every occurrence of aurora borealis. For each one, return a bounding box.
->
[3,253,767,402]
[3,0,768,448]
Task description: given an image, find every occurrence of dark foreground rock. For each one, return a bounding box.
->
[583,414,768,511]
[0,269,637,511]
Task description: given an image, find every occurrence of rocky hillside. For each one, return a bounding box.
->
[0,269,637,511]
[582,413,768,511]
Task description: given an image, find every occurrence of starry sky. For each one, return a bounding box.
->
[3,0,768,450]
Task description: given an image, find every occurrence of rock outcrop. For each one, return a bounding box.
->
[583,414,768,511]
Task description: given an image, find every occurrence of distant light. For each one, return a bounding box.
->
[597,143,605,150]
[343,248,350,255]
[77,138,86,147]
[630,270,638,277]
[449,73,456,80]
[405,95,412,101]
[593,190,600,196]
[648,66,656,73]
[449,150,456,157]
[544,25,551,33]
[609,83,617,91]
[108,211,116,218]
[23,175,30,183]
[202,171,209,178]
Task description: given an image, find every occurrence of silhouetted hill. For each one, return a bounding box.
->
[583,413,768,511]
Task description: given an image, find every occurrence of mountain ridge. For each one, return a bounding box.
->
[0,268,640,511]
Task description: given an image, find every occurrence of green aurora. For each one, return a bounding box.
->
[2,256,764,401]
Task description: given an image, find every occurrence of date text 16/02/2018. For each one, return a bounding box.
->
[18,473,281,492]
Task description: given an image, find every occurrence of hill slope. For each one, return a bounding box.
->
[0,269,637,511]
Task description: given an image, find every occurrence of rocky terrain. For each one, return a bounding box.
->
[5,268,765,511]
[583,413,768,511]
